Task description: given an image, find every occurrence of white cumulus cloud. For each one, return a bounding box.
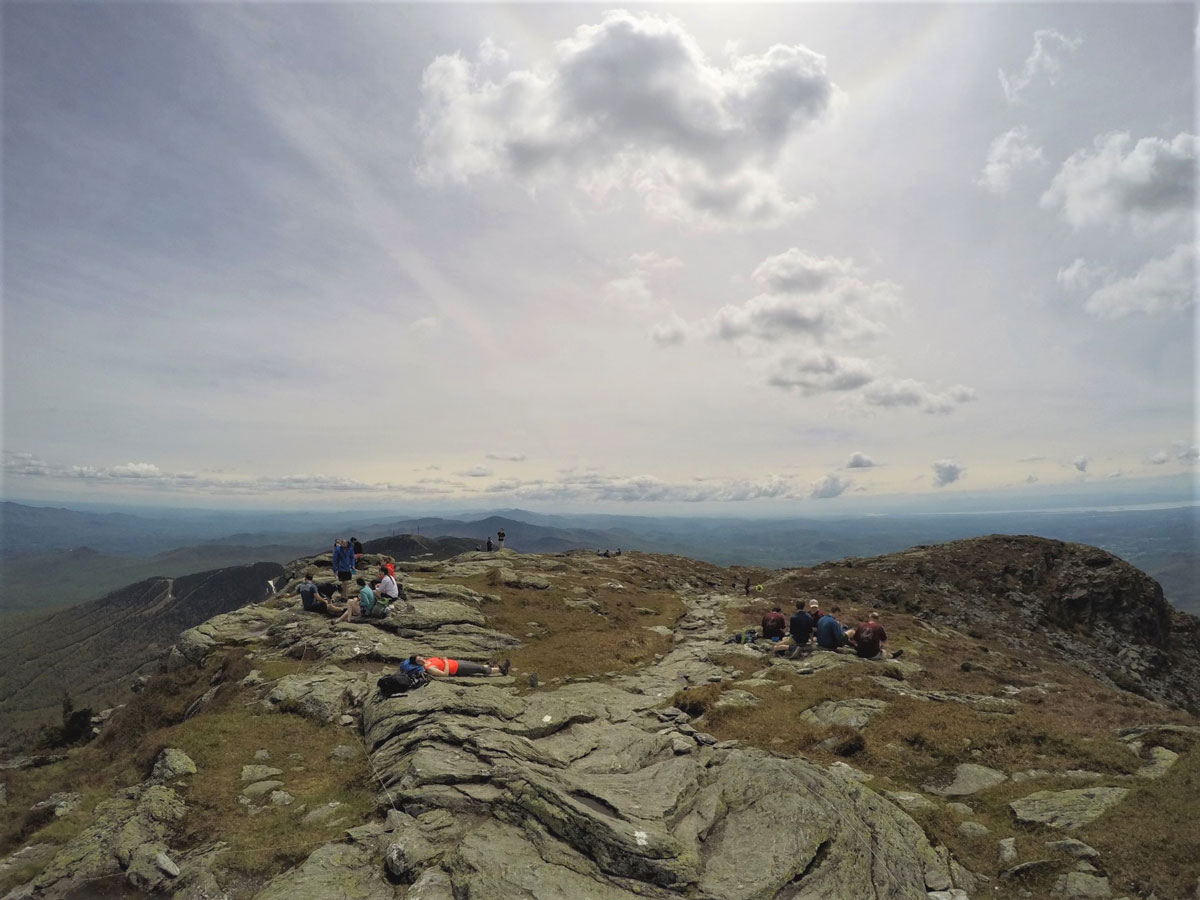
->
[1082,243,1195,319]
[1072,455,1089,472]
[845,451,877,469]
[485,452,527,462]
[809,472,850,499]
[863,379,976,415]
[932,459,964,488]
[415,11,838,229]
[457,465,493,477]
[999,29,1082,103]
[766,351,876,394]
[977,126,1046,194]
[1041,131,1196,234]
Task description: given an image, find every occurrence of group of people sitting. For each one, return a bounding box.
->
[295,544,405,625]
[758,599,901,660]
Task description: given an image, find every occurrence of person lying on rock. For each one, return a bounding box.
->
[297,573,344,617]
[815,606,850,651]
[411,654,510,677]
[773,599,815,657]
[848,611,902,660]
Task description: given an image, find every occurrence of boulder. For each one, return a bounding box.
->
[1009,787,1129,830]
[800,699,888,730]
[1135,745,1179,779]
[241,781,285,799]
[151,749,197,783]
[999,837,1018,864]
[926,763,1008,796]
[267,668,370,723]
[1054,871,1112,897]
[251,841,395,900]
[1046,839,1101,859]
[241,765,284,782]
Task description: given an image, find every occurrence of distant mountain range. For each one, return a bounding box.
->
[2,501,1195,613]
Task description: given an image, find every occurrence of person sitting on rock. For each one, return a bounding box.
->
[332,577,375,625]
[761,606,787,643]
[807,598,824,626]
[412,654,510,677]
[375,568,401,609]
[849,611,902,659]
[297,572,343,616]
[774,599,815,657]
[815,607,849,651]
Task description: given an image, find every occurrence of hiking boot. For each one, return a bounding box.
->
[499,659,511,676]
[891,649,904,659]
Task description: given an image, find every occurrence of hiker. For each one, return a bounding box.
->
[486,536,493,551]
[497,528,505,548]
[332,577,374,625]
[615,548,622,556]
[351,537,364,558]
[815,606,849,650]
[744,578,751,597]
[774,599,815,657]
[379,559,395,578]
[807,598,824,627]
[849,611,901,659]
[375,568,401,609]
[331,539,356,597]
[297,573,343,616]
[412,654,510,677]
[761,606,787,642]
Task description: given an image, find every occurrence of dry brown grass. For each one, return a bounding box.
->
[477,580,683,684]
[1080,745,1200,898]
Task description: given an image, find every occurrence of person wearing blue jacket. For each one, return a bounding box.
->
[815,608,849,651]
[331,539,356,598]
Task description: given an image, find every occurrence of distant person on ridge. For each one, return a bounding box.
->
[849,611,901,659]
[331,539,356,598]
[486,536,493,552]
[761,606,787,643]
[351,537,364,559]
[744,578,751,597]
[815,606,849,651]
[412,654,510,677]
[497,528,505,548]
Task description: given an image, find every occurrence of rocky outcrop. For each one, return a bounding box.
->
[1008,787,1129,830]
[4,751,193,899]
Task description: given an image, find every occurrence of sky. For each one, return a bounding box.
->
[2,2,1196,513]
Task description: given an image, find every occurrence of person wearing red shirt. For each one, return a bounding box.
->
[849,611,902,659]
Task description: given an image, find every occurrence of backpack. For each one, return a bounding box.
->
[377,670,428,698]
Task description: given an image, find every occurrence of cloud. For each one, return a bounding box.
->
[766,351,876,394]
[457,465,493,477]
[603,251,683,314]
[931,459,964,488]
[1017,454,1045,462]
[1072,455,1089,472]
[1081,244,1194,319]
[1024,474,1039,484]
[654,248,973,411]
[809,472,849,499]
[999,29,1082,103]
[483,471,798,503]
[977,126,1046,194]
[845,451,877,469]
[649,314,689,346]
[1056,258,1111,292]
[705,249,899,343]
[1174,441,1199,463]
[863,379,976,415]
[485,452,527,462]
[409,316,440,336]
[1041,132,1195,234]
[1106,470,1123,479]
[416,11,838,229]
[1148,450,1169,465]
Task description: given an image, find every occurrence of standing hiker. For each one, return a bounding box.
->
[331,539,356,598]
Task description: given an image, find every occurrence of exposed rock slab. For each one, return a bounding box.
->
[926,763,1008,796]
[1009,787,1129,830]
[267,667,370,723]
[800,698,888,730]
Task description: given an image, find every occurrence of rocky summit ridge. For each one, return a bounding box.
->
[2,536,1199,900]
